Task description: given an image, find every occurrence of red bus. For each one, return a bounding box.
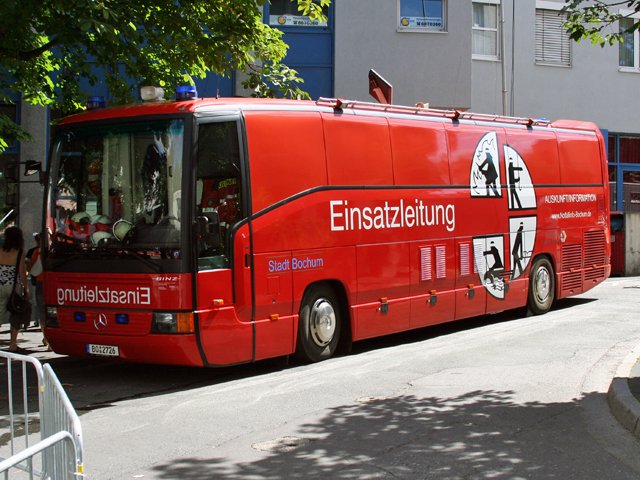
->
[42,91,610,366]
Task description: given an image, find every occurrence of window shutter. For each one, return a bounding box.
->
[535,9,571,66]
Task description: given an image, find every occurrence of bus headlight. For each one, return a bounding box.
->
[151,312,194,334]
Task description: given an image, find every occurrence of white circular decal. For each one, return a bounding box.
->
[471,134,538,299]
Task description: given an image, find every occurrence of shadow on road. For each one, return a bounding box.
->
[5,295,636,478]
[146,389,636,479]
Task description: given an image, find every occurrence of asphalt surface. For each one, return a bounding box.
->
[4,315,640,443]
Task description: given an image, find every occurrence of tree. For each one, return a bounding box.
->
[0,0,330,152]
[562,1,640,46]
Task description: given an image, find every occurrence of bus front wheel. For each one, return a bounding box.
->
[296,284,341,363]
[527,256,555,315]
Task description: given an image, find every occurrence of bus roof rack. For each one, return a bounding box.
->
[316,97,550,128]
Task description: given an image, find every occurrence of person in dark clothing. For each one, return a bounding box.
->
[0,227,29,352]
[483,241,503,285]
[25,233,41,327]
[479,149,499,196]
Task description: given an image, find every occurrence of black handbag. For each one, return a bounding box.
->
[7,248,29,315]
[7,288,28,314]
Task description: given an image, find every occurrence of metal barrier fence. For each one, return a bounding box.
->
[0,351,84,479]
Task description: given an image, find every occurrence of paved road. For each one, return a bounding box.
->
[7,277,640,479]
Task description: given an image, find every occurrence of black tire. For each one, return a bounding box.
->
[295,284,341,363]
[527,256,555,315]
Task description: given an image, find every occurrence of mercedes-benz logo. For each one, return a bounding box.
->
[94,313,108,331]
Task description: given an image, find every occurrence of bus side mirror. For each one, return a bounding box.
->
[24,160,45,184]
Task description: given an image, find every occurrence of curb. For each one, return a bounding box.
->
[607,343,640,440]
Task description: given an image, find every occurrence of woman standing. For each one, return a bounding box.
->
[25,233,42,327]
[0,226,29,352]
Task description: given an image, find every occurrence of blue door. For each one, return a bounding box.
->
[195,74,235,98]
[263,1,334,99]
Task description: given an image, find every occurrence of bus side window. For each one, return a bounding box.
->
[195,122,242,270]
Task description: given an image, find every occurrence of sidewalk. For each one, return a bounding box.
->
[0,323,62,360]
[608,344,640,440]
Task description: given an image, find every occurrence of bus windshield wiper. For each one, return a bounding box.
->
[120,250,163,273]
[49,245,163,273]
[94,244,165,273]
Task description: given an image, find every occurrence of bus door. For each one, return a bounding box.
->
[193,117,254,365]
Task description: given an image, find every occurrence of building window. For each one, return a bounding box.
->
[268,0,327,27]
[609,165,617,211]
[623,170,640,212]
[619,136,640,164]
[619,12,640,70]
[473,1,500,59]
[535,3,571,66]
[608,133,617,163]
[606,133,640,213]
[398,0,447,32]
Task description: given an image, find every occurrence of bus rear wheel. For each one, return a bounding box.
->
[527,256,555,315]
[296,284,341,363]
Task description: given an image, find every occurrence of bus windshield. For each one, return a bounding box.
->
[48,119,184,259]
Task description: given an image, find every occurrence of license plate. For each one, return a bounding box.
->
[86,344,120,357]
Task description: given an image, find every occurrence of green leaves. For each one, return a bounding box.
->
[242,63,311,100]
[562,1,640,47]
[0,113,32,151]
[0,0,330,152]
[297,0,331,20]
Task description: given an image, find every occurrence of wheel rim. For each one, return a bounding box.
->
[309,298,336,348]
[534,266,551,304]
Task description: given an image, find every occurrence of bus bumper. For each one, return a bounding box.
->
[44,329,206,367]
